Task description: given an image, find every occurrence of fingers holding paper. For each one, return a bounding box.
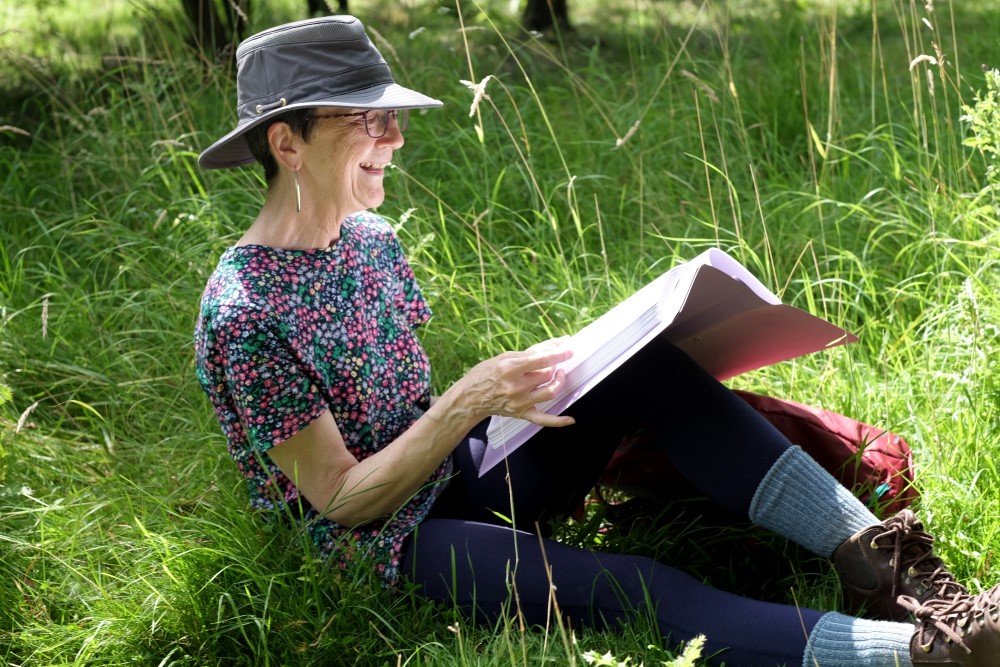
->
[450,338,576,429]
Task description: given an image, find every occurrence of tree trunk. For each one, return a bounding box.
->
[308,0,349,15]
[181,0,231,56]
[522,0,571,33]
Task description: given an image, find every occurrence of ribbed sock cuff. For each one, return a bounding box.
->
[748,445,879,557]
[803,612,914,667]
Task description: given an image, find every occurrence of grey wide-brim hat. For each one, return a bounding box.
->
[198,15,443,169]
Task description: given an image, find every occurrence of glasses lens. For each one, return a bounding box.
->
[396,109,409,133]
[364,110,408,138]
[366,110,386,138]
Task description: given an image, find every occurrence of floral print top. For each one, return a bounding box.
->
[194,211,449,585]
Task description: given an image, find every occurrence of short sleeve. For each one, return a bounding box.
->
[385,228,432,328]
[212,306,328,451]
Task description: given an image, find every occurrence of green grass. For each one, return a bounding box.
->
[2,0,1000,664]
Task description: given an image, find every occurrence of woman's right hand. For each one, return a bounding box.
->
[443,338,576,429]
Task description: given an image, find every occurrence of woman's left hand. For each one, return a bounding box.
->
[440,337,576,429]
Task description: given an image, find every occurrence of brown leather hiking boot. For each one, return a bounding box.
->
[904,585,1000,666]
[833,509,967,621]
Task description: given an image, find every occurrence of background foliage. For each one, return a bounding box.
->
[1,0,999,664]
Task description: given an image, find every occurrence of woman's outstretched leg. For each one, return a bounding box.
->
[402,518,924,667]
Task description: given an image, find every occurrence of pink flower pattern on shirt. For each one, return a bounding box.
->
[194,211,448,585]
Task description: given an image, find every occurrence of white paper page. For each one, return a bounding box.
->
[482,260,703,473]
[696,249,781,304]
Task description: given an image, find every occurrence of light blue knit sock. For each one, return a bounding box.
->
[748,445,880,557]
[803,612,914,667]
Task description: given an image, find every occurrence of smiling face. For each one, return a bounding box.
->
[300,109,405,215]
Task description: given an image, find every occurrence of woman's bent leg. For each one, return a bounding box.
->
[402,518,824,667]
[432,337,790,527]
[428,416,623,530]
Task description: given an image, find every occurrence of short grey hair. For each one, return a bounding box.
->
[244,109,317,184]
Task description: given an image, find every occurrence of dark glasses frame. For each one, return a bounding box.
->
[310,109,409,138]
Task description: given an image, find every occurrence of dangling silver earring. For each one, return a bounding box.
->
[294,168,302,213]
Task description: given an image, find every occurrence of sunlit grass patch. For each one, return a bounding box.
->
[2,0,999,664]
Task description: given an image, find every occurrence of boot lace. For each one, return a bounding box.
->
[900,585,1000,655]
[873,509,966,600]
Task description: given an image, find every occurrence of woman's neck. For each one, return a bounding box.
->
[239,180,347,250]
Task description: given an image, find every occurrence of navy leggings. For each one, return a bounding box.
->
[401,338,826,666]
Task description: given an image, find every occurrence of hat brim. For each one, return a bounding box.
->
[198,82,442,170]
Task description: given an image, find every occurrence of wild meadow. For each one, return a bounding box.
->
[1,0,999,664]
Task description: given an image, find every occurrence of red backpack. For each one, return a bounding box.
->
[599,390,918,518]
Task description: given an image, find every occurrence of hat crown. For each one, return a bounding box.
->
[235,16,393,119]
[236,15,369,59]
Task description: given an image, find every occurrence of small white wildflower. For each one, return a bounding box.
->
[408,26,425,40]
[398,207,417,225]
[460,75,494,117]
[581,650,638,667]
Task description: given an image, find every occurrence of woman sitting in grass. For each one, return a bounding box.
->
[193,15,1000,667]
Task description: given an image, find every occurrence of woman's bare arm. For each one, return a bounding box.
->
[267,341,575,527]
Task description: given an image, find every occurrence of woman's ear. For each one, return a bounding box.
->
[267,122,303,172]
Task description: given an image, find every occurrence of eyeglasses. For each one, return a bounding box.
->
[310,109,410,138]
